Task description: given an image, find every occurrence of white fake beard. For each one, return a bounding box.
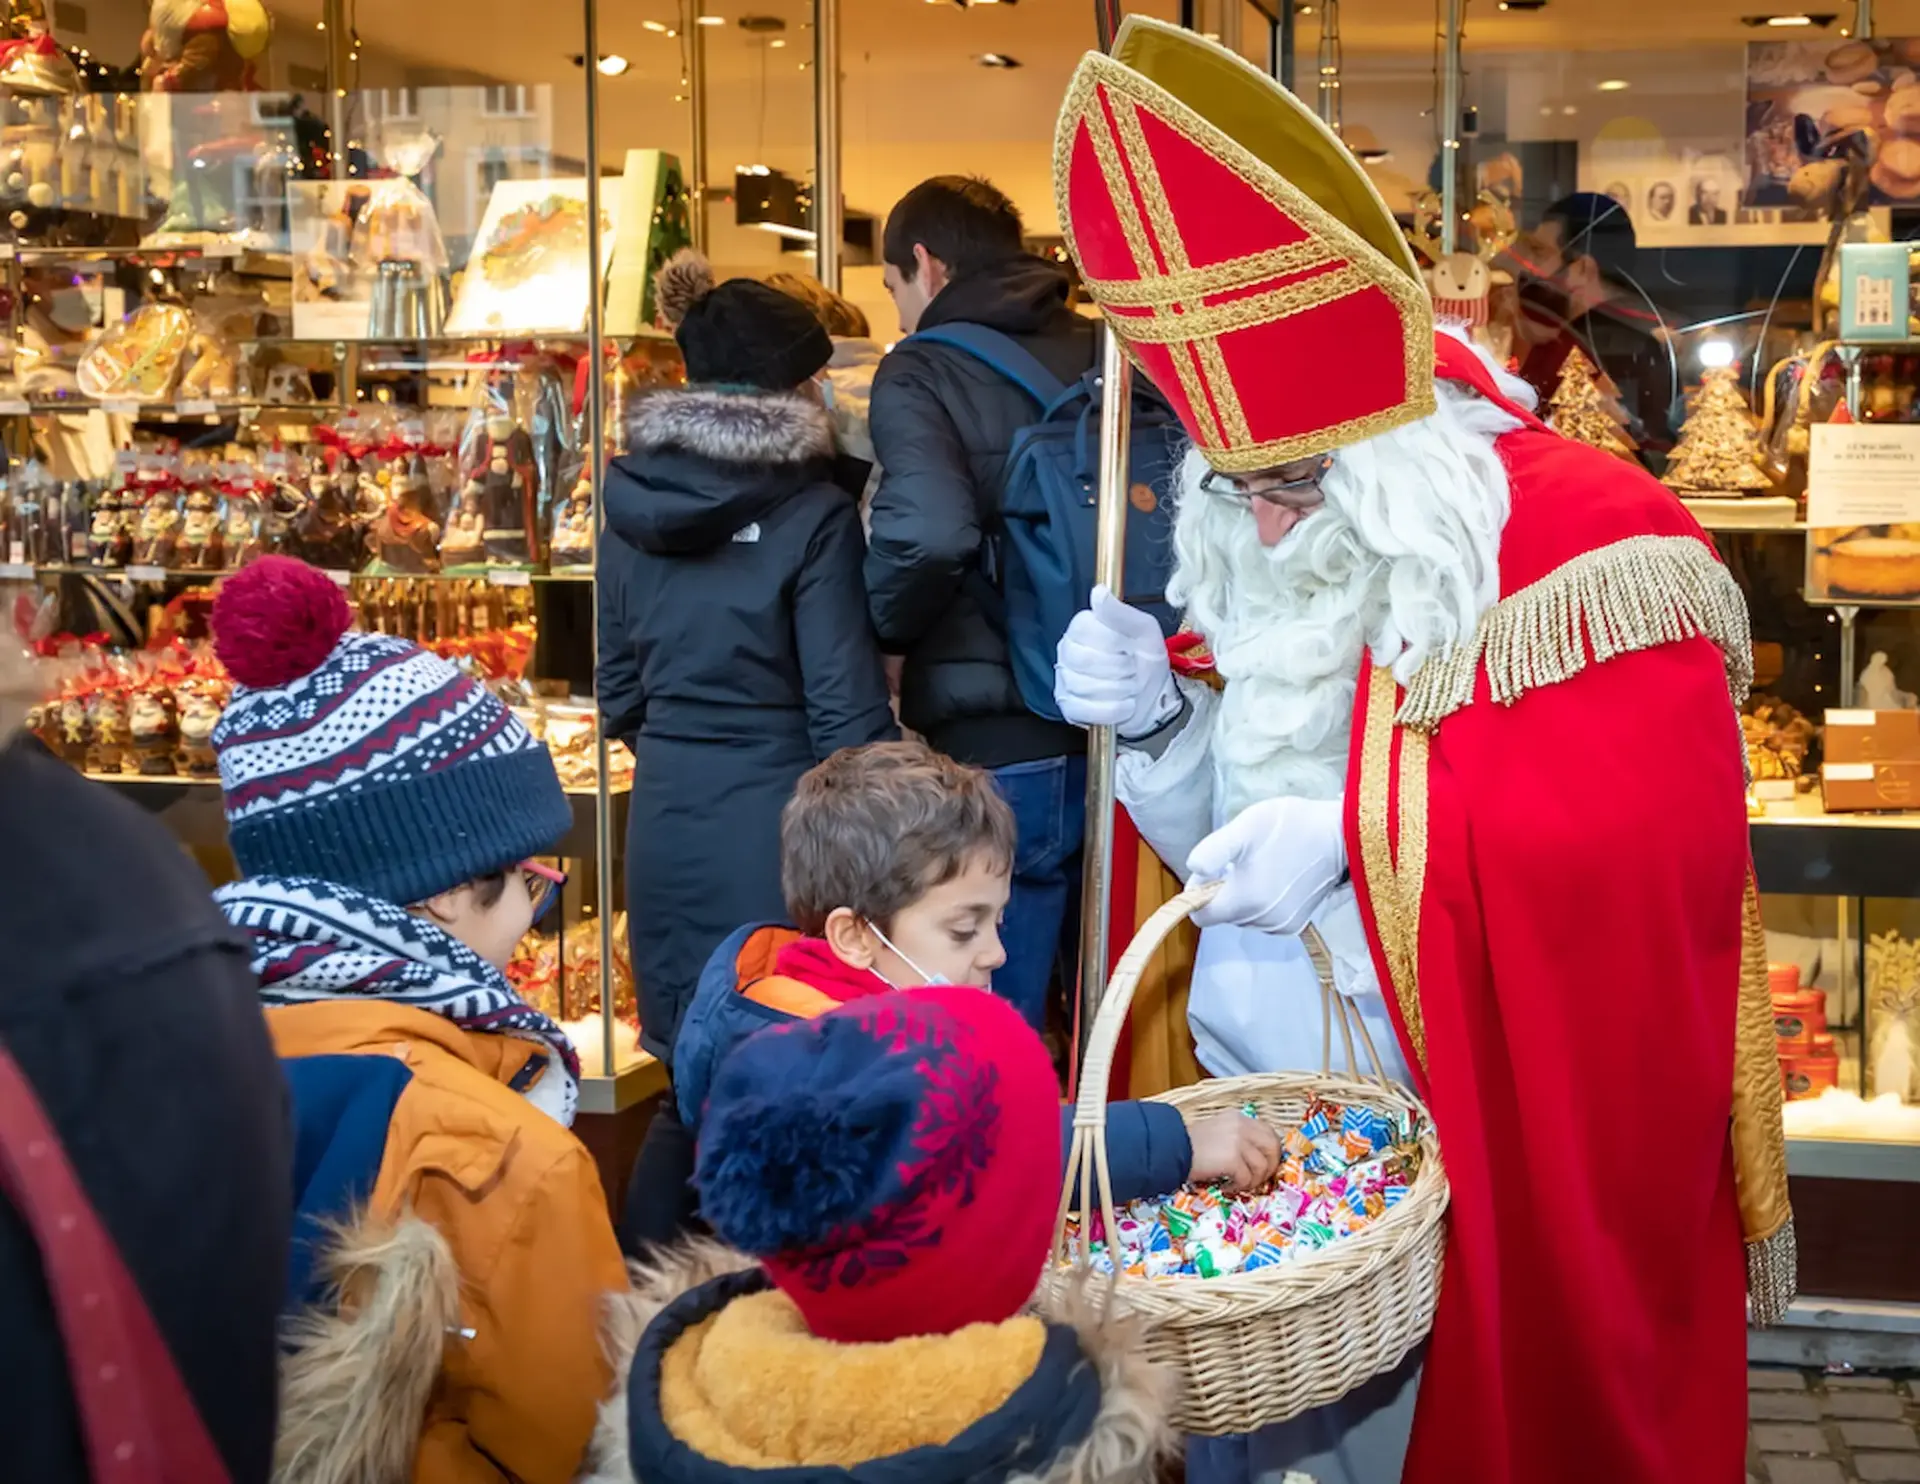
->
[1171,371,1523,822]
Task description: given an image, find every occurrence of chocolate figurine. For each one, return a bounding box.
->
[173,684,221,777]
[284,463,365,573]
[129,487,181,567]
[126,687,176,776]
[55,692,88,766]
[471,414,538,566]
[439,485,485,570]
[84,689,126,774]
[223,488,265,567]
[549,474,593,568]
[176,487,224,570]
[366,456,441,574]
[87,490,132,567]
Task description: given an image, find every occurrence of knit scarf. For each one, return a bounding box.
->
[214,874,581,1127]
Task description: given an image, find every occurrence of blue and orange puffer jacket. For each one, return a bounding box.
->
[673,923,1195,1201]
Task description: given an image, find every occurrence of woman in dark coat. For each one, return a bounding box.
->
[597,252,897,1249]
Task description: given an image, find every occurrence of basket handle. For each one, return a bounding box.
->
[1052,885,1397,1271]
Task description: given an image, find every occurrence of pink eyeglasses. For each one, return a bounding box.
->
[520,859,567,924]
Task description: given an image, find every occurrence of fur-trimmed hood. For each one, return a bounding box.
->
[609,389,839,555]
[576,1238,1174,1484]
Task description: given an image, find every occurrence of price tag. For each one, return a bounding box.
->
[114,449,138,475]
[0,561,32,580]
[176,399,217,417]
[0,399,30,415]
[68,533,87,559]
[487,568,532,588]
[7,541,23,565]
[125,564,167,582]
[324,569,354,587]
[100,400,141,418]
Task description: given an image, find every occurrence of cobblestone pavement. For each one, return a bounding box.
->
[1749,1369,1920,1484]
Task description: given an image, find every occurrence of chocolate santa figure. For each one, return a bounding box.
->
[176,486,224,570]
[470,413,538,566]
[87,488,132,567]
[139,0,270,92]
[549,473,593,568]
[283,460,364,573]
[366,456,441,575]
[130,485,181,566]
[126,686,176,775]
[438,485,485,570]
[223,486,265,566]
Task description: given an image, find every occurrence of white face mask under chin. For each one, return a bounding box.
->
[866,921,952,989]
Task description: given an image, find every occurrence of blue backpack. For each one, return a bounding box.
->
[911,323,1181,722]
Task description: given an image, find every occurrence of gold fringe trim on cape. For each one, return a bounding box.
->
[1395,535,1754,732]
[1735,873,1797,1327]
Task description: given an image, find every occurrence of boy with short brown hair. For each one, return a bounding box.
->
[661,740,1277,1236]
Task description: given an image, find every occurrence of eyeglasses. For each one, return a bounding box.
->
[1199,454,1335,506]
[520,859,567,925]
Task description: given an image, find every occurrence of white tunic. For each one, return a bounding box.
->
[1114,679,1412,1086]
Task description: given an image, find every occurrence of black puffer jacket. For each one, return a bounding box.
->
[864,256,1096,768]
[0,737,291,1483]
[598,388,896,1059]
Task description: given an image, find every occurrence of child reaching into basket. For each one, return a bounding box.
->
[582,983,1180,1484]
[620,737,1279,1252]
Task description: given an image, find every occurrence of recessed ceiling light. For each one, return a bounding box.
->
[597,54,631,75]
[769,36,786,46]
[1740,12,1836,24]
[1562,104,1577,114]
[978,52,1022,67]
[696,11,724,21]
[1498,1,1549,11]
[1596,78,1629,91]
[641,18,668,31]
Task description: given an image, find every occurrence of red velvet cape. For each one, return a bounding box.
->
[1346,343,1751,1483]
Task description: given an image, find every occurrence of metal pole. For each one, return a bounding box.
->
[1275,0,1294,91]
[813,0,842,290]
[324,0,348,180]
[1439,0,1463,255]
[1076,327,1131,1078]
[1855,0,1874,39]
[1316,0,1342,131]
[584,0,617,1085]
[689,0,709,252]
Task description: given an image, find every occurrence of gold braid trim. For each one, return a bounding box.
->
[1736,872,1797,1327]
[1396,535,1754,733]
[1356,664,1429,1072]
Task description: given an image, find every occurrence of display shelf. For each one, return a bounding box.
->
[1682,496,1804,532]
[7,400,342,420]
[1787,1136,1920,1182]
[11,244,293,273]
[1751,810,1920,899]
[25,563,595,585]
[578,1055,666,1114]
[91,772,628,859]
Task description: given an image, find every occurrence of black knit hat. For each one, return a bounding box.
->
[655,250,833,391]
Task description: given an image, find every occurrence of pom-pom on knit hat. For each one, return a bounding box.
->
[694,983,1061,1344]
[209,556,570,906]
[654,248,833,392]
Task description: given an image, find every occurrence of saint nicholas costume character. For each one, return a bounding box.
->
[1049,20,1794,1484]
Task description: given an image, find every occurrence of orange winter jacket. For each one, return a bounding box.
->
[269,1001,629,1484]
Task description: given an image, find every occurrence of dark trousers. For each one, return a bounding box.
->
[619,1094,703,1260]
[989,754,1088,1033]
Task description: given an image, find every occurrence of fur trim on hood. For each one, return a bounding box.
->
[626,388,834,467]
[274,1211,461,1484]
[575,1238,1174,1484]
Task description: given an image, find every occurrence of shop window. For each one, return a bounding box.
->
[481,84,534,119]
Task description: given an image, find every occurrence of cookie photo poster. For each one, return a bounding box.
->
[1807,422,1920,606]
[444,180,619,338]
[1745,36,1920,214]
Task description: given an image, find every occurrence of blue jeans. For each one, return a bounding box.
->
[990,755,1087,1032]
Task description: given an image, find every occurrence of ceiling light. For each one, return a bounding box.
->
[979,52,1022,67]
[1498,1,1549,11]
[1768,12,1813,21]
[1562,104,1577,114]
[597,54,631,75]
[696,11,724,20]
[1596,78,1629,91]
[1740,12,1836,24]
[770,37,786,47]
[641,18,668,31]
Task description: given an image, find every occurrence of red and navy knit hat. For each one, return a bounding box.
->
[208,557,570,906]
[695,984,1062,1344]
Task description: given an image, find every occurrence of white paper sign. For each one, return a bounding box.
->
[1808,423,1920,528]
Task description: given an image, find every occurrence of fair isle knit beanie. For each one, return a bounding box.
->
[694,984,1061,1344]
[209,557,570,905]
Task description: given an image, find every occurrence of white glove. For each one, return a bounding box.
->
[1053,585,1180,739]
[1187,796,1348,935]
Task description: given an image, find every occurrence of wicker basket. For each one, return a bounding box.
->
[1040,882,1448,1437]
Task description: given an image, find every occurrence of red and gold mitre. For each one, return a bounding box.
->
[1055,17,1434,473]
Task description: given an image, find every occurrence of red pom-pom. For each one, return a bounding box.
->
[211,557,353,689]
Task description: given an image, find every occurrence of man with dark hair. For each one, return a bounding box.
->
[1511,190,1678,462]
[863,174,1101,1035]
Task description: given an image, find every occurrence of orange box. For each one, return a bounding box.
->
[1823,708,1920,764]
[1821,759,1920,811]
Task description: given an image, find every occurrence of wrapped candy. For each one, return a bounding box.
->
[1060,1096,1425,1280]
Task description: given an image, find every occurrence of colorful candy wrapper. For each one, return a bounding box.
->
[1193,1241,1245,1279]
